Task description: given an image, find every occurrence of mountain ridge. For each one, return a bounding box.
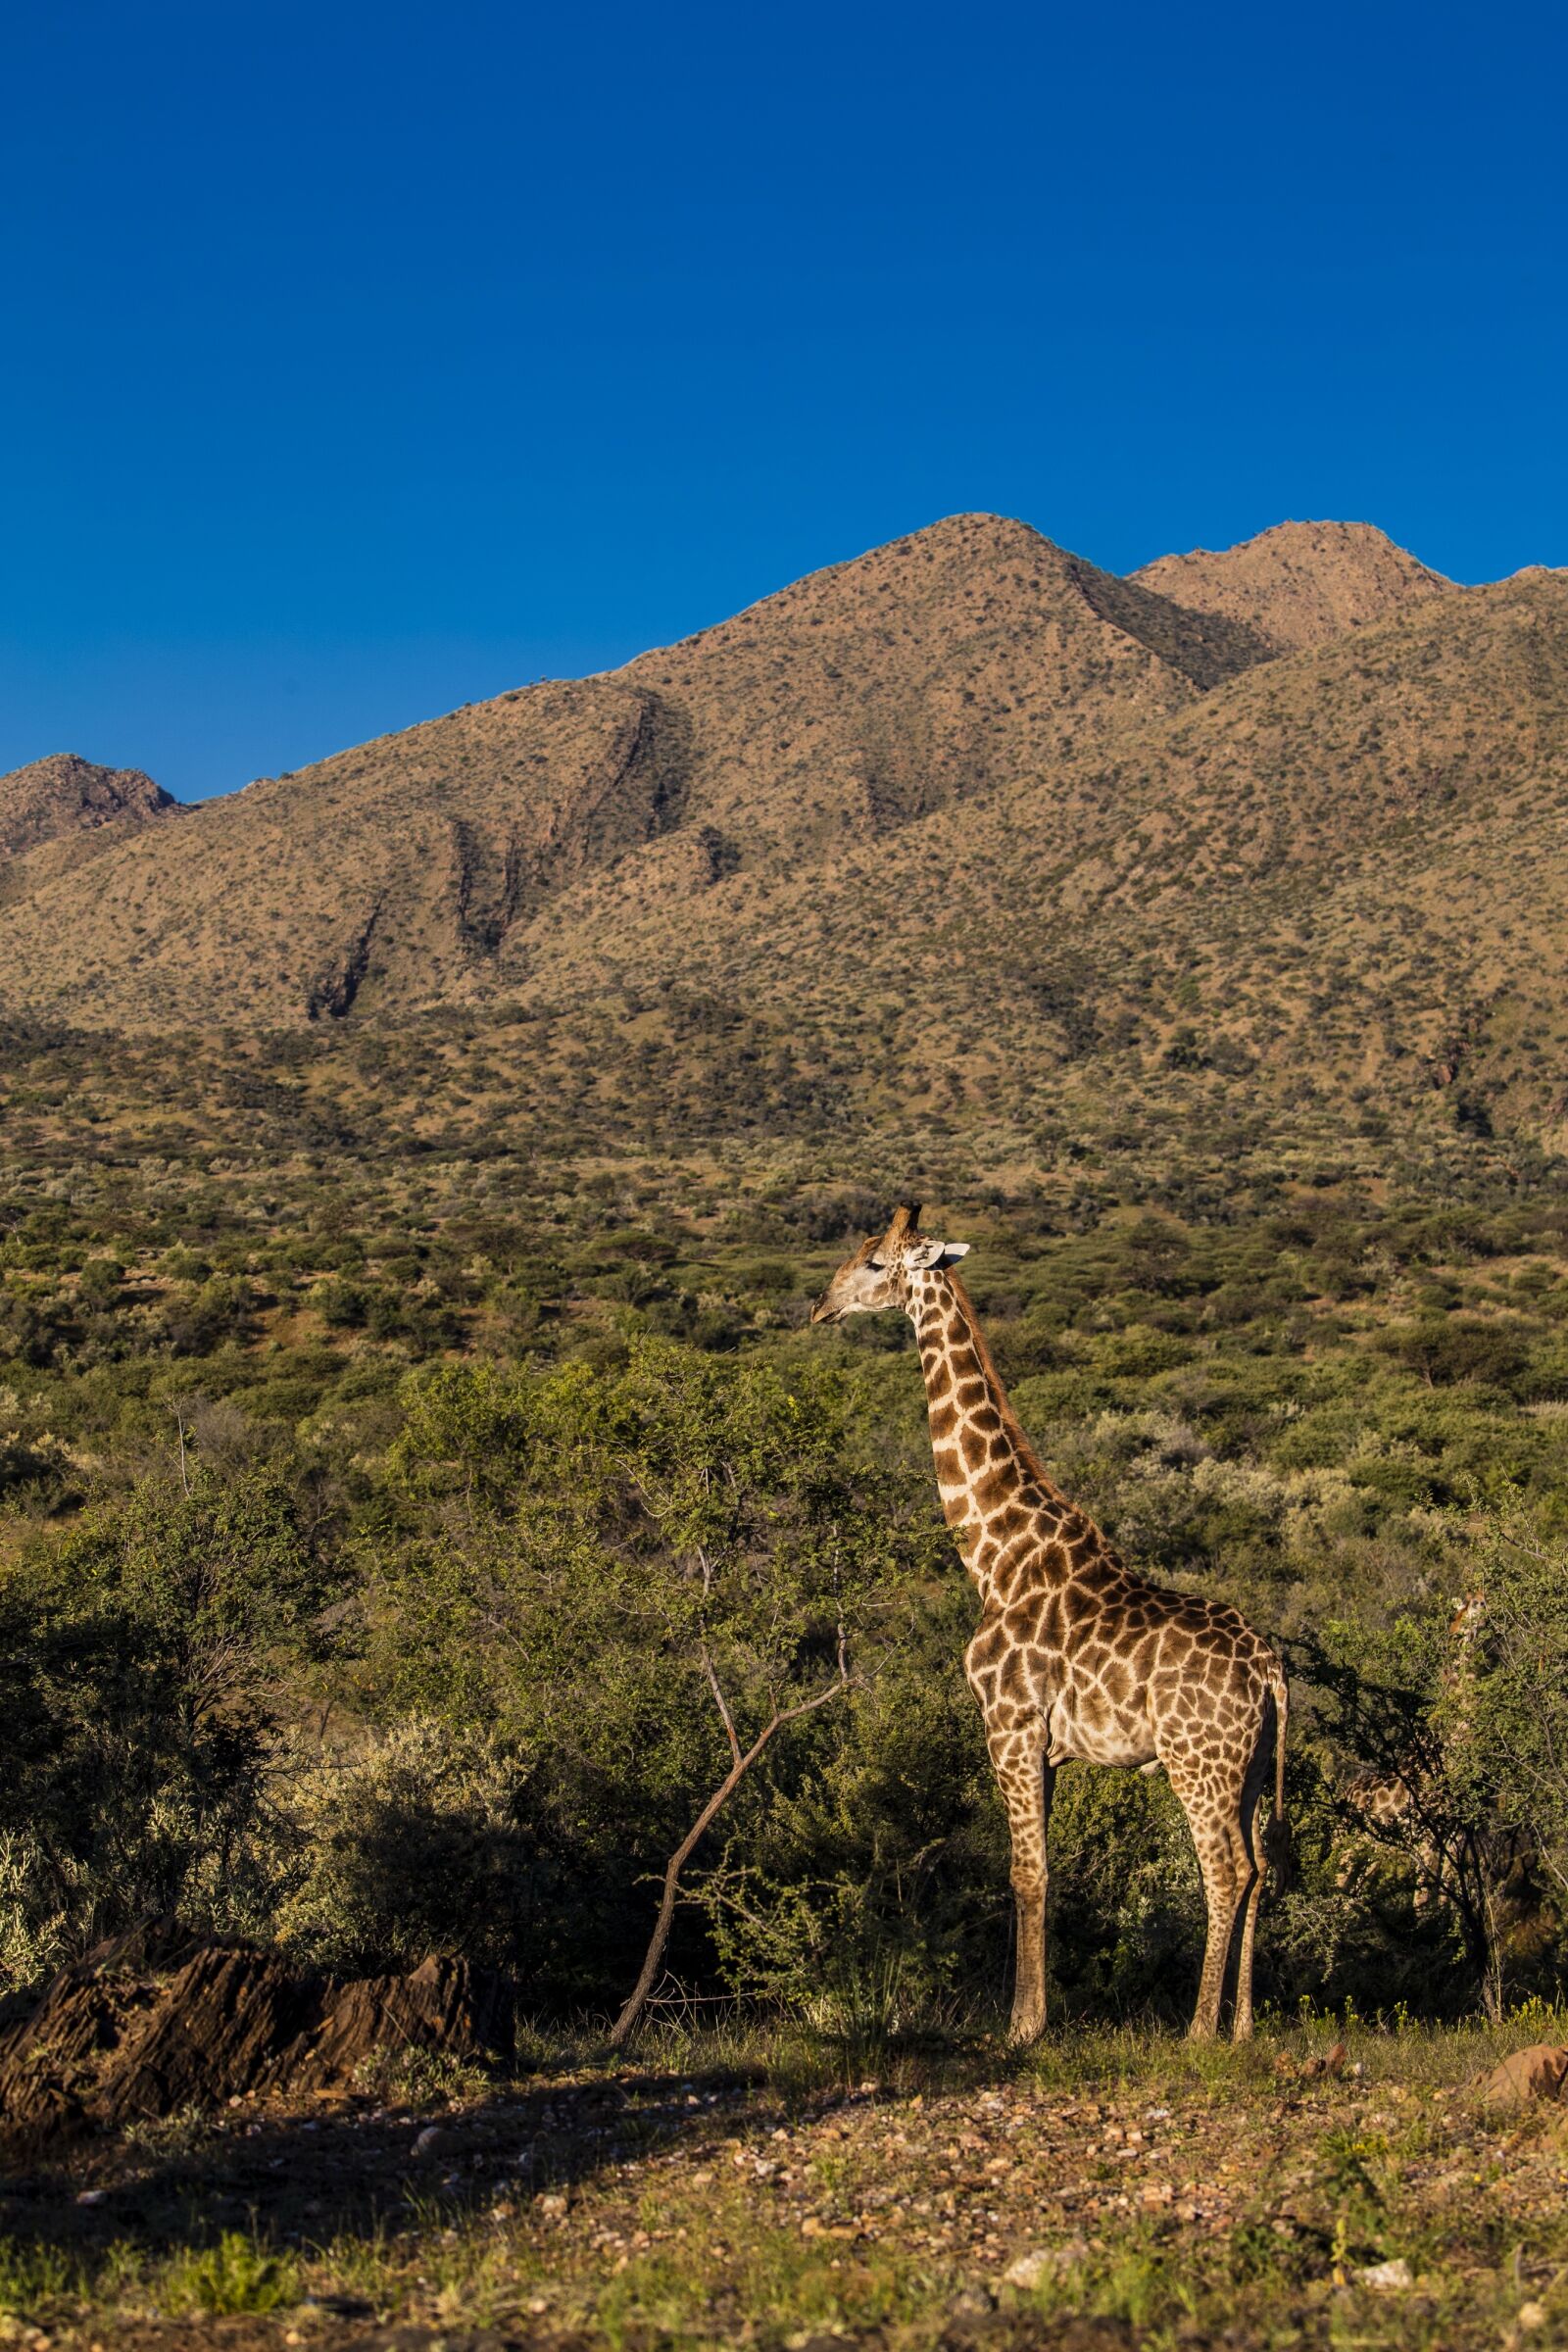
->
[4,510,1565,1160]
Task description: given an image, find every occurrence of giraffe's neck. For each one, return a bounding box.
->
[907,1269,1068,1594]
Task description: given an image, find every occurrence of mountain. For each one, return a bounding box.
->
[515,561,1568,1145]
[1131,521,1453,653]
[616,513,1271,858]
[0,516,1271,1028]
[2,511,1565,1159]
[0,754,179,908]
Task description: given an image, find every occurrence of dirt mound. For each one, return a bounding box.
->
[0,1922,513,2148]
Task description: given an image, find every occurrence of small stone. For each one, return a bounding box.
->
[1356,2257,1414,2292]
[801,2215,824,2236]
[1004,2248,1054,2288]
[1518,2301,1546,2330]
[413,2123,457,2157]
[75,2189,106,2206]
[948,2285,998,2318]
[537,2190,568,2217]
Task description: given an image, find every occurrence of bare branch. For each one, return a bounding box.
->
[607,1645,852,2050]
[702,1641,742,1768]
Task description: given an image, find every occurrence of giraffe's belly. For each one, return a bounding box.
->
[1047,1695,1156,1771]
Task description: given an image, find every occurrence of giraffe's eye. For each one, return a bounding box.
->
[868,1256,886,1270]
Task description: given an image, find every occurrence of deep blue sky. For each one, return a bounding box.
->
[4,1,1564,803]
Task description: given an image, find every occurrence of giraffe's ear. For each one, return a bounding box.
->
[906,1238,970,1269]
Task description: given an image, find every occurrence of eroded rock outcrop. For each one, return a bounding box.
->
[0,1922,513,2147]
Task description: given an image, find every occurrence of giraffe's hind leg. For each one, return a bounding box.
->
[1169,1765,1244,2041]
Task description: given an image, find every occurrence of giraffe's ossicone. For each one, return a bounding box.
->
[812,1203,1289,2041]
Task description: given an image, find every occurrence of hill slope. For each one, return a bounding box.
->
[0,680,682,1024]
[513,565,1568,1142]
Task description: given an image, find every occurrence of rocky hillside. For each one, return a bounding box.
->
[2,513,1565,1157]
[0,516,1272,1027]
[512,562,1568,1153]
[0,681,683,1022]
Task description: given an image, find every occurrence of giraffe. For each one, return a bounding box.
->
[811,1204,1289,2041]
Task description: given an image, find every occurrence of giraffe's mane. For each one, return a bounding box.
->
[943,1269,1068,1504]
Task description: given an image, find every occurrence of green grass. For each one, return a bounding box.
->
[161,2230,300,2317]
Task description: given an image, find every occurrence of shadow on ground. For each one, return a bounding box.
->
[0,2059,776,2258]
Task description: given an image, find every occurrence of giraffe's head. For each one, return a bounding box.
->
[810,1203,970,1325]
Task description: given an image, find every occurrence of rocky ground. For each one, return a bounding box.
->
[1,2022,1566,2350]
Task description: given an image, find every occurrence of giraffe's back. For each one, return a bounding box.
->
[967,1541,1280,1773]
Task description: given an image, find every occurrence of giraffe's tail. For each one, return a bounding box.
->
[1262,1661,1295,1887]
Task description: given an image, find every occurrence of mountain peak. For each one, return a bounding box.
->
[0,754,178,861]
[1130,519,1453,653]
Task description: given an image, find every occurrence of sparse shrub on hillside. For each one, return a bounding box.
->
[1377,1315,1532,1391]
[154,1273,259,1357]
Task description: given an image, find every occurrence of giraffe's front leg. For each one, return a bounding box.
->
[988,1727,1054,2043]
